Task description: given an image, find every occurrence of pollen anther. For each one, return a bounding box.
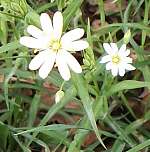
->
[112,55,120,64]
[50,40,61,51]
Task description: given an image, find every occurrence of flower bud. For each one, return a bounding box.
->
[123,29,131,44]
[55,90,64,104]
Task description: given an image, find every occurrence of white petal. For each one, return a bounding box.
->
[110,43,118,54]
[40,13,53,35]
[119,44,126,55]
[124,49,130,56]
[122,57,133,63]
[119,49,130,57]
[38,51,56,79]
[106,62,113,70]
[27,25,43,38]
[118,66,125,76]
[63,40,89,52]
[103,43,113,55]
[111,65,118,76]
[61,28,84,43]
[62,50,82,73]
[125,64,136,71]
[100,55,111,63]
[20,36,45,49]
[29,50,48,70]
[53,11,63,40]
[56,52,71,81]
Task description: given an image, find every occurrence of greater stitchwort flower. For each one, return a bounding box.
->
[20,11,89,80]
[100,43,136,77]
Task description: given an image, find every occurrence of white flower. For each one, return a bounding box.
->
[100,43,136,77]
[20,11,89,80]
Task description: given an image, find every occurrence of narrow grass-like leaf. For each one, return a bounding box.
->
[36,2,56,13]
[0,68,32,79]
[63,0,83,30]
[25,11,40,27]
[12,134,31,152]
[93,23,150,35]
[28,94,41,127]
[4,53,24,109]
[130,38,150,83]
[112,117,149,150]
[133,0,144,15]
[141,0,150,46]
[98,0,105,25]
[15,124,78,135]
[107,80,150,96]
[104,116,136,147]
[125,118,146,135]
[68,95,108,152]
[0,123,9,151]
[41,130,70,146]
[72,73,106,149]
[112,139,125,152]
[0,41,22,54]
[127,139,150,152]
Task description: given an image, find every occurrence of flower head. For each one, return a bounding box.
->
[20,11,89,80]
[100,43,136,77]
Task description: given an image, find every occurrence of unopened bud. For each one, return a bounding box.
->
[124,30,131,44]
[55,90,64,103]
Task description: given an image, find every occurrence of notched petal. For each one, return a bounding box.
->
[63,40,89,52]
[62,50,82,73]
[40,13,53,35]
[100,55,111,63]
[20,36,44,49]
[61,28,84,43]
[53,11,63,40]
[56,52,71,81]
[27,25,43,38]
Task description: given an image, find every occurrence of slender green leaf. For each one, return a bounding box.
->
[0,41,22,54]
[127,139,150,152]
[63,0,83,30]
[107,80,150,96]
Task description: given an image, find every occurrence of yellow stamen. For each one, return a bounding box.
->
[112,55,120,64]
[49,40,61,51]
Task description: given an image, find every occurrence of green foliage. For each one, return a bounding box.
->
[0,123,9,151]
[0,0,149,152]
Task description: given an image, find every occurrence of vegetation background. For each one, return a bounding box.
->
[0,0,150,151]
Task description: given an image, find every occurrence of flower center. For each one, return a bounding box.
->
[112,55,120,64]
[51,40,61,51]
